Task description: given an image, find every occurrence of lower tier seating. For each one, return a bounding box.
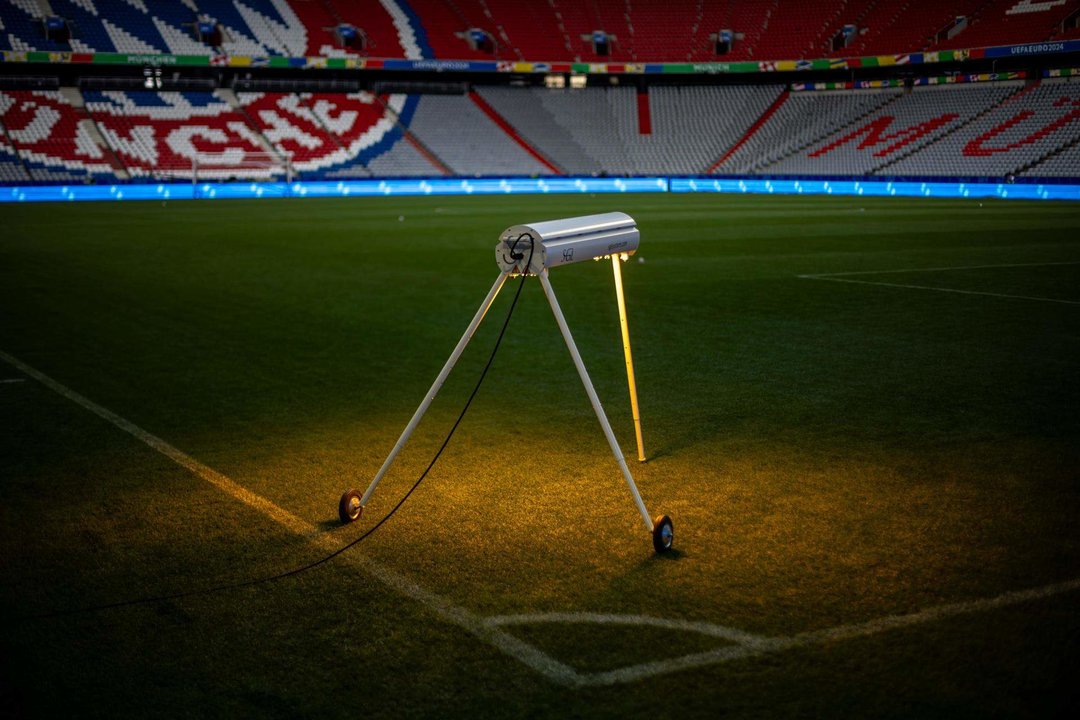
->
[476,85,784,175]
[1,82,1077,183]
[756,83,1024,176]
[0,89,114,182]
[84,90,279,180]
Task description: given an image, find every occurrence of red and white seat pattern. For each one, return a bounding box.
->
[237,91,398,174]
[82,89,417,179]
[83,90,280,179]
[0,90,113,180]
[892,80,1080,177]
[759,83,1023,176]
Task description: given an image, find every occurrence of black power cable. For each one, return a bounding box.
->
[27,236,536,620]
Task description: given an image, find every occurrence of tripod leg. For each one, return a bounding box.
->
[538,269,654,533]
[359,272,510,506]
[612,255,645,463]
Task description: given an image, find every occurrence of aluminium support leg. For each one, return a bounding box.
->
[612,255,645,463]
[538,268,654,533]
[359,271,511,506]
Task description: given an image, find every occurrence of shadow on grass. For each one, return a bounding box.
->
[580,547,687,611]
[650,548,685,562]
[316,518,343,532]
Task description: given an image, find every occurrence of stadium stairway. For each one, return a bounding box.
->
[709,89,790,173]
[0,118,32,183]
[636,88,651,135]
[295,94,350,156]
[60,87,129,179]
[73,106,129,180]
[221,88,293,165]
[374,95,452,175]
[467,91,563,174]
[1019,132,1080,176]
[1024,124,1080,177]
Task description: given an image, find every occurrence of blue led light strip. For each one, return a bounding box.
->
[2,177,1078,203]
[669,178,1080,201]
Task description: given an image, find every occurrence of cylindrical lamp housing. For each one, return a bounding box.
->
[496,212,639,275]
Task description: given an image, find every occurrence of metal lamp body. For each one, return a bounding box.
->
[496,212,640,275]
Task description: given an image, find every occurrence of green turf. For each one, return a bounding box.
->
[1,194,1078,718]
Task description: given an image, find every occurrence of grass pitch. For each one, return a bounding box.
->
[1,194,1079,718]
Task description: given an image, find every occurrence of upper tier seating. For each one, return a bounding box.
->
[931,0,1078,50]
[832,0,988,57]
[2,0,319,56]
[543,0,722,62]
[1,0,1073,59]
[402,0,492,60]
[483,0,572,61]
[750,0,847,62]
[0,89,114,181]
[695,1,773,61]
[316,0,411,58]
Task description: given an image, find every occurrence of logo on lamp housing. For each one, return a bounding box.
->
[563,248,575,262]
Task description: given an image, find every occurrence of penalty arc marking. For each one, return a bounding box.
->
[2,348,1079,687]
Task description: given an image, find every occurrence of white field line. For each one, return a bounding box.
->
[1,378,27,384]
[801,260,1080,278]
[800,276,1080,305]
[486,612,774,647]
[5,348,1080,688]
[493,577,1080,686]
[798,260,1080,306]
[0,349,581,687]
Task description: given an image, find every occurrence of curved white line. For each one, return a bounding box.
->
[485,612,773,647]
[504,578,1080,687]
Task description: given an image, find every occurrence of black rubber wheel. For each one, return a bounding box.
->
[338,489,363,524]
[652,515,673,553]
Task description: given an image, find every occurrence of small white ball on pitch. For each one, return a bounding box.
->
[398,215,404,221]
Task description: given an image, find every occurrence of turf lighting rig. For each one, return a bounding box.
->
[339,212,672,553]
